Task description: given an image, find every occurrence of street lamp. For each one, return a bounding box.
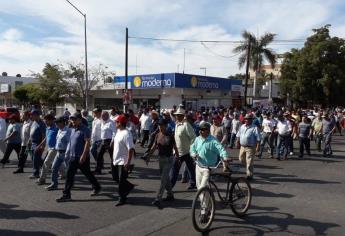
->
[65,0,89,109]
[200,67,206,76]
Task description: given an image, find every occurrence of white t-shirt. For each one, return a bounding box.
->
[231,119,241,134]
[0,118,6,140]
[91,117,102,142]
[21,119,32,146]
[113,129,134,166]
[276,120,292,136]
[262,118,274,133]
[139,113,151,131]
[101,119,116,140]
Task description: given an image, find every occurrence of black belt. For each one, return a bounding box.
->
[57,150,66,153]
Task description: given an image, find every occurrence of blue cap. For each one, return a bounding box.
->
[31,109,40,116]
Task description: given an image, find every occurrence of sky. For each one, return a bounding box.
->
[1,0,345,78]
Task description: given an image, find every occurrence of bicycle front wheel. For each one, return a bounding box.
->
[191,186,216,232]
[230,177,252,217]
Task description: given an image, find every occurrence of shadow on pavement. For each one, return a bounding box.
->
[212,211,339,236]
[0,202,78,220]
[0,229,57,236]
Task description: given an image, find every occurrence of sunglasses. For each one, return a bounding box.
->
[200,128,209,131]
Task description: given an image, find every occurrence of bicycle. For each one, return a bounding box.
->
[191,161,252,232]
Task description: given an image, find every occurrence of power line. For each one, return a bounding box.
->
[200,42,241,59]
[129,35,308,44]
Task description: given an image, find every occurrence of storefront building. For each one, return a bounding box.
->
[90,73,242,111]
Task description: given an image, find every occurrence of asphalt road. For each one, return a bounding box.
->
[0,135,344,236]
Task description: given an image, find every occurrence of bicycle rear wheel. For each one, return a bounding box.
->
[230,177,252,217]
[191,186,216,232]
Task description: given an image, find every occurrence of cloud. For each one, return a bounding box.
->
[2,28,23,41]
[0,0,344,77]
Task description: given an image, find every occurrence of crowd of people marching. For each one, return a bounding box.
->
[0,104,342,209]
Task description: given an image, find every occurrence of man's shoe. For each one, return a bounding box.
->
[162,195,175,202]
[115,199,127,206]
[187,184,197,190]
[246,176,253,181]
[90,187,101,196]
[56,195,71,202]
[92,170,102,175]
[200,214,208,224]
[180,178,188,183]
[152,200,162,209]
[13,168,24,174]
[36,179,46,185]
[29,174,39,179]
[289,152,294,156]
[46,184,58,191]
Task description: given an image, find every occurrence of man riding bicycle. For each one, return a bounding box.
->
[190,122,231,222]
[190,122,231,189]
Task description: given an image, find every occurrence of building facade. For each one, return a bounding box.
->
[89,73,242,111]
[0,75,37,107]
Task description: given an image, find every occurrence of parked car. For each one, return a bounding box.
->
[0,107,20,121]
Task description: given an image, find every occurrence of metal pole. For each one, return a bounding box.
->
[65,0,88,109]
[244,37,251,107]
[269,72,273,100]
[84,14,88,109]
[124,27,128,112]
[183,48,185,74]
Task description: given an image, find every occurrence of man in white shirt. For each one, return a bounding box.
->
[94,111,116,175]
[0,115,6,155]
[229,113,241,148]
[258,113,275,159]
[14,111,32,174]
[139,108,151,147]
[112,115,135,206]
[275,114,292,160]
[90,108,102,161]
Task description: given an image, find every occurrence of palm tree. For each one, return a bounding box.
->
[233,31,276,104]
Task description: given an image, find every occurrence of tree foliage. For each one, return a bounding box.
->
[280,25,345,106]
[13,83,42,105]
[233,31,276,71]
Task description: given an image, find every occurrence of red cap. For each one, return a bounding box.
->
[116,115,128,124]
[213,115,222,121]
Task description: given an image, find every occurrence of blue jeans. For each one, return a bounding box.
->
[90,140,102,161]
[276,135,289,159]
[229,133,237,148]
[259,132,273,158]
[51,151,66,187]
[32,143,43,176]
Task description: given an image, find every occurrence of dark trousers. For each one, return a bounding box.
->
[112,165,134,201]
[17,146,28,169]
[141,130,150,146]
[288,136,294,153]
[0,143,21,164]
[299,137,310,157]
[170,154,196,188]
[63,157,100,197]
[95,139,113,172]
[32,143,44,176]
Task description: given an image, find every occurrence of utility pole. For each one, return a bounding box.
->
[244,36,251,106]
[200,67,206,76]
[124,27,129,113]
[269,72,273,100]
[183,48,186,74]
